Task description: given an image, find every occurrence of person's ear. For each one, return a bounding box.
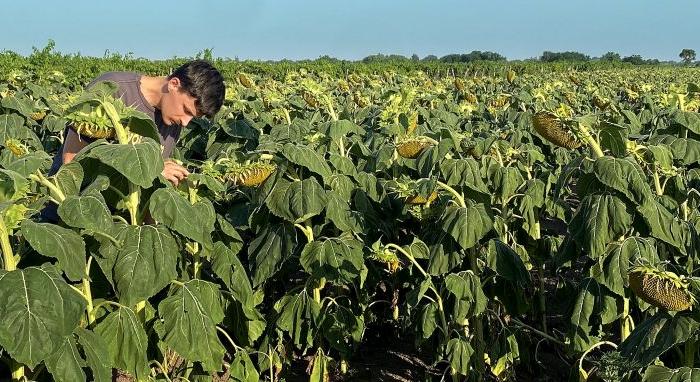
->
[168,77,181,92]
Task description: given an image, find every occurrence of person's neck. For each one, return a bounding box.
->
[140,75,167,109]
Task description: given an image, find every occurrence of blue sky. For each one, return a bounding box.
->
[2,0,699,61]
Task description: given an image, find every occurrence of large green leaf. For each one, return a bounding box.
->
[620,312,699,367]
[266,177,327,223]
[58,192,113,234]
[249,222,297,287]
[438,203,492,250]
[325,191,363,233]
[229,350,260,382]
[446,337,474,376]
[638,200,691,254]
[643,366,700,382]
[282,143,332,181]
[440,158,488,194]
[159,280,226,372]
[568,278,601,353]
[0,114,27,142]
[570,194,633,259]
[274,290,320,348]
[94,306,149,380]
[445,271,487,319]
[76,328,112,382]
[53,161,84,198]
[591,237,658,297]
[649,135,700,165]
[0,265,86,367]
[593,156,653,205]
[45,336,86,382]
[211,241,254,305]
[87,138,163,188]
[149,187,214,245]
[673,110,700,135]
[20,220,86,281]
[486,240,530,285]
[99,224,178,306]
[300,236,364,282]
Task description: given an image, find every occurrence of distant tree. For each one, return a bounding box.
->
[422,55,438,62]
[600,52,621,61]
[680,49,696,64]
[411,53,420,61]
[540,51,590,62]
[622,55,644,65]
[439,50,505,63]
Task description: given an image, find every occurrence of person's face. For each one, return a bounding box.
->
[161,77,199,127]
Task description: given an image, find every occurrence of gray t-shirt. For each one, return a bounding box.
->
[48,71,182,175]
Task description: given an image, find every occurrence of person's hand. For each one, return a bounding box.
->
[162,159,189,187]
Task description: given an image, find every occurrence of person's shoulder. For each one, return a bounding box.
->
[87,72,141,89]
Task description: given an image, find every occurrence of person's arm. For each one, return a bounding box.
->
[61,128,91,164]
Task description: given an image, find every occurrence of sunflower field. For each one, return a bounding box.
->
[2,54,700,381]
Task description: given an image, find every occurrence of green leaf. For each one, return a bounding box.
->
[419,302,438,339]
[427,230,464,275]
[266,177,327,223]
[593,156,653,205]
[45,336,86,382]
[58,193,113,234]
[0,265,86,367]
[6,152,51,176]
[446,337,474,376]
[0,114,26,142]
[568,278,601,353]
[325,191,363,233]
[300,237,364,282]
[149,187,214,245]
[282,143,332,181]
[440,158,488,194]
[87,138,163,188]
[159,280,225,372]
[591,237,658,297]
[673,110,700,135]
[20,220,86,281]
[274,290,320,348]
[638,200,691,254]
[445,271,487,318]
[643,365,700,382]
[439,204,492,250]
[620,312,699,367]
[229,350,260,382]
[211,242,254,305]
[598,122,628,157]
[75,328,112,382]
[249,222,297,287]
[54,161,84,198]
[649,135,700,165]
[492,166,524,202]
[309,348,331,382]
[570,194,633,259]
[100,225,178,306]
[486,240,530,285]
[328,153,358,177]
[94,306,149,380]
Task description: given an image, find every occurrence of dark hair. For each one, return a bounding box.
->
[168,60,225,119]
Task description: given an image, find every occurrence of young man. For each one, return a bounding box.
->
[42,60,225,221]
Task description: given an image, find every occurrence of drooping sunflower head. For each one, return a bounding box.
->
[629,265,696,311]
[64,103,115,139]
[396,136,435,159]
[531,112,580,149]
[221,161,277,187]
[4,138,28,157]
